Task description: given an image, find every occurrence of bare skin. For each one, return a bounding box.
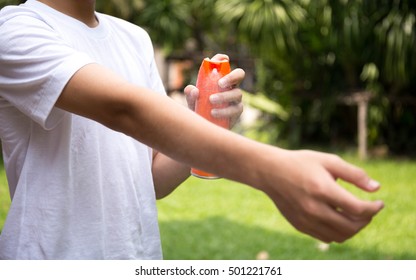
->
[40,0,384,243]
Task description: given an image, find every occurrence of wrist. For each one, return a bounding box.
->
[242,143,289,193]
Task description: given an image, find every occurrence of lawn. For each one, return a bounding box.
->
[157,153,416,260]
[0,153,415,259]
[0,161,9,232]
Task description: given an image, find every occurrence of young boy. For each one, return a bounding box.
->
[0,0,383,259]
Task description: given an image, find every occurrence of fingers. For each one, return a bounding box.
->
[322,154,381,192]
[319,154,385,221]
[307,156,385,222]
[310,206,375,243]
[211,67,245,124]
[326,181,384,216]
[210,53,229,62]
[184,63,244,108]
[320,191,382,242]
[271,191,373,244]
[210,88,243,127]
[267,150,384,244]
[184,86,243,126]
[218,68,245,89]
[210,88,242,105]
[184,56,245,126]
[212,102,243,119]
[320,158,385,241]
[184,82,244,125]
[281,186,382,243]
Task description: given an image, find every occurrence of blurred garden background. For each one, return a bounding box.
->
[0,0,415,259]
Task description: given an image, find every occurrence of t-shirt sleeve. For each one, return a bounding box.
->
[149,56,167,96]
[130,23,166,96]
[0,14,94,130]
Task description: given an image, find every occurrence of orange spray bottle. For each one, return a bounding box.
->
[191,57,231,179]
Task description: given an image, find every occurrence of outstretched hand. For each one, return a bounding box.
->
[258,149,384,243]
[184,54,245,128]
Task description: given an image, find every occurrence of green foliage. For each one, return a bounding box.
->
[215,0,305,57]
[243,91,288,121]
[0,0,23,7]
[131,0,192,53]
[227,0,416,152]
[96,0,230,54]
[3,0,416,153]
[371,0,416,88]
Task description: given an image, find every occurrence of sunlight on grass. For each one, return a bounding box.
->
[343,156,416,259]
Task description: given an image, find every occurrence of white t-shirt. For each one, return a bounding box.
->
[0,0,165,259]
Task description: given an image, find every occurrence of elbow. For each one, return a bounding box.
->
[98,98,139,138]
[156,192,169,200]
[154,182,176,200]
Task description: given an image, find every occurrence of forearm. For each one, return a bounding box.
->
[56,64,267,189]
[132,92,266,188]
[152,151,190,199]
[137,98,268,188]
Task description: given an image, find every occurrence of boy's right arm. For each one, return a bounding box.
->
[56,63,384,243]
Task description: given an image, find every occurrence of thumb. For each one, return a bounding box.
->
[184,85,198,110]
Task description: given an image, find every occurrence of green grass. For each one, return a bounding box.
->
[0,161,10,234]
[157,153,416,260]
[1,154,415,259]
